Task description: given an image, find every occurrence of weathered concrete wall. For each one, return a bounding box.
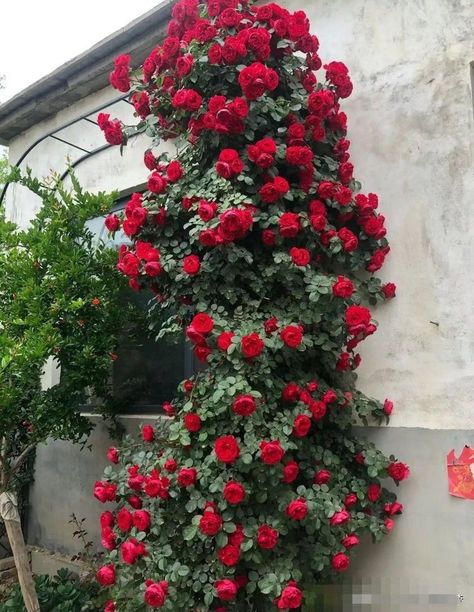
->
[4,0,474,607]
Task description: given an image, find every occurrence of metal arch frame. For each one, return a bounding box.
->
[0,94,134,205]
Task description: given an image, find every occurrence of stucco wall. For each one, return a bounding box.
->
[3,0,474,607]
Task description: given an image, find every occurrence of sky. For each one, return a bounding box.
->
[0,0,162,103]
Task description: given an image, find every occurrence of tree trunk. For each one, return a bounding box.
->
[0,492,40,612]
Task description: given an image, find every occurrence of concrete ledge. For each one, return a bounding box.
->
[29,546,90,578]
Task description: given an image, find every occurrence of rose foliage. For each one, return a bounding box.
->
[95,1,408,610]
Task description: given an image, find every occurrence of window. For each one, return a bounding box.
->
[87,194,194,414]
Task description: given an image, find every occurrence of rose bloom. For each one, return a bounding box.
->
[330,510,350,526]
[279,212,301,238]
[277,583,303,609]
[144,581,168,608]
[383,399,394,415]
[292,414,311,437]
[290,247,310,266]
[166,160,183,182]
[100,511,114,529]
[215,579,238,601]
[282,382,301,402]
[382,282,396,298]
[132,510,151,532]
[116,507,133,532]
[282,461,300,483]
[331,552,350,572]
[189,312,214,335]
[223,481,246,504]
[163,458,177,473]
[342,533,360,549]
[313,469,331,485]
[384,502,404,516]
[385,518,395,532]
[232,394,256,416]
[104,601,116,612]
[217,331,234,351]
[127,495,142,509]
[218,544,241,566]
[332,275,354,298]
[106,447,119,464]
[241,332,264,359]
[256,524,279,549]
[183,413,202,432]
[199,511,223,536]
[260,440,285,464]
[182,254,201,275]
[344,493,358,508]
[105,214,120,232]
[96,564,116,586]
[280,325,303,348]
[120,538,146,565]
[214,435,240,464]
[285,498,308,520]
[177,467,197,487]
[141,424,154,442]
[94,481,117,503]
[387,461,410,481]
[367,483,381,502]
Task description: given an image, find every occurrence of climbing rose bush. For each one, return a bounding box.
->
[95,1,408,609]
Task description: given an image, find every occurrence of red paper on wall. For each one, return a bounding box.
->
[446,446,474,499]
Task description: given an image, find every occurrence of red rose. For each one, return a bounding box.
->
[218,544,241,566]
[105,214,120,232]
[232,394,256,416]
[261,229,276,245]
[331,552,350,572]
[256,524,279,549]
[292,414,311,437]
[141,424,155,442]
[313,469,331,485]
[332,276,354,298]
[182,255,201,275]
[176,53,194,76]
[216,149,244,178]
[106,447,119,464]
[342,533,360,548]
[183,413,202,432]
[367,483,381,502]
[172,88,203,111]
[282,383,301,402]
[177,467,198,487]
[385,518,395,532]
[280,325,303,348]
[241,332,264,359]
[259,440,284,464]
[279,212,301,238]
[218,208,253,242]
[277,584,303,609]
[344,493,358,508]
[199,511,223,536]
[127,495,142,509]
[309,400,327,420]
[198,199,218,221]
[215,435,240,464]
[259,176,290,203]
[285,498,308,520]
[117,508,133,532]
[163,458,177,473]
[264,317,279,334]
[387,461,410,481]
[120,538,146,565]
[286,145,313,166]
[290,247,310,266]
[345,305,371,332]
[100,511,114,529]
[217,331,234,351]
[367,248,387,272]
[383,399,394,415]
[148,172,168,194]
[384,502,404,516]
[215,579,238,601]
[330,510,350,526]
[190,313,214,335]
[338,227,358,251]
[144,261,162,277]
[104,601,116,612]
[382,282,396,298]
[166,160,183,182]
[223,481,245,504]
[144,581,168,608]
[133,510,151,531]
[96,564,115,586]
[282,461,300,483]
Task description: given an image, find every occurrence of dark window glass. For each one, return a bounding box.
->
[87,195,193,414]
